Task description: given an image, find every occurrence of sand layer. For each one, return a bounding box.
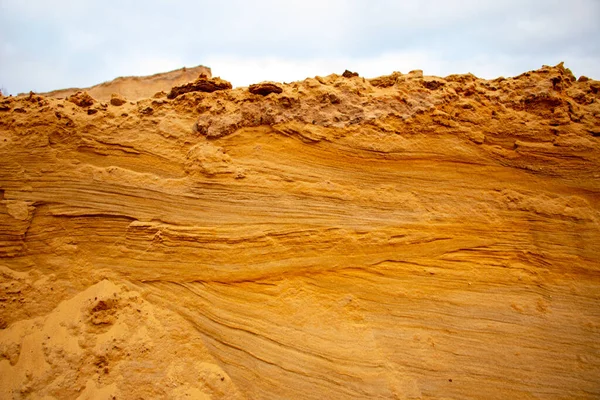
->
[1,63,599,399]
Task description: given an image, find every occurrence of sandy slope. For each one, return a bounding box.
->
[0,273,240,399]
[38,65,211,102]
[0,63,599,399]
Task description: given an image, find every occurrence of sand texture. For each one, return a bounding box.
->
[1,63,599,399]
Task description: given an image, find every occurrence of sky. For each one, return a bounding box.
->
[1,0,599,95]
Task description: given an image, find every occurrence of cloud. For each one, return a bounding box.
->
[0,0,599,95]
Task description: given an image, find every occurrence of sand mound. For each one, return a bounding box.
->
[0,273,241,399]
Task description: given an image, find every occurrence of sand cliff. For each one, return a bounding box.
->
[0,63,599,399]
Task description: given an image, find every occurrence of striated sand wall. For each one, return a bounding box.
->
[0,63,599,399]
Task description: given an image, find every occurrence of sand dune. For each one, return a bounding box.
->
[38,65,211,102]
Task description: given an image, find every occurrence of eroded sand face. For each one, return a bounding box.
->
[1,63,599,399]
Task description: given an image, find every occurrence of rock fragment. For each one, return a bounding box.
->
[167,75,232,99]
[248,82,283,96]
[422,79,445,90]
[110,93,127,106]
[342,70,359,78]
[67,91,95,107]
